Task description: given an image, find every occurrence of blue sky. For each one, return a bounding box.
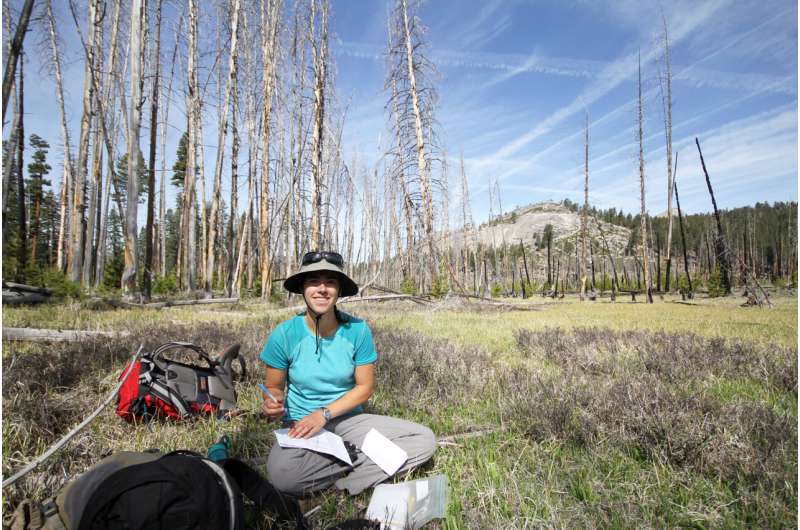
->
[333,0,798,220]
[8,0,799,229]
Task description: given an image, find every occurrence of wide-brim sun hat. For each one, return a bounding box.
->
[283,252,359,297]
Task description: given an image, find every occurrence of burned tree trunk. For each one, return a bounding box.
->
[15,57,26,281]
[144,0,163,300]
[695,137,731,294]
[674,172,693,294]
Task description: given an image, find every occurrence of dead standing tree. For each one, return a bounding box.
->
[659,12,676,292]
[580,111,590,300]
[68,0,102,283]
[180,0,199,291]
[636,52,653,303]
[122,0,146,295]
[695,137,731,295]
[386,0,440,287]
[144,0,164,300]
[308,0,328,249]
[205,0,242,296]
[2,0,34,123]
[258,0,282,298]
[44,0,76,272]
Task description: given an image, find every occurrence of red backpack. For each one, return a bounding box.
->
[116,342,245,421]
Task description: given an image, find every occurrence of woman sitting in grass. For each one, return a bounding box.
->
[260,251,436,496]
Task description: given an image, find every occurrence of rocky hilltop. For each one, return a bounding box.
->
[453,201,631,254]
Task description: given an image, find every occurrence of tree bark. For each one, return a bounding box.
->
[15,56,27,281]
[144,0,163,300]
[2,0,34,123]
[45,0,76,273]
[309,0,328,249]
[181,0,199,290]
[122,0,145,295]
[69,0,100,283]
[206,0,241,296]
[259,0,281,298]
[82,14,105,287]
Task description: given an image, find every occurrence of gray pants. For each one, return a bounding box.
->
[266,413,437,496]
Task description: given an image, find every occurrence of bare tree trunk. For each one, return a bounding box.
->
[69,0,101,283]
[637,52,653,303]
[181,0,199,290]
[226,39,241,296]
[159,14,180,278]
[309,0,328,249]
[674,172,692,294]
[93,0,122,288]
[580,112,589,300]
[122,0,145,296]
[401,0,436,280]
[2,0,34,123]
[660,13,675,292]
[206,0,241,296]
[695,137,731,294]
[82,13,105,287]
[259,0,281,298]
[143,0,163,300]
[45,0,76,272]
[15,57,27,281]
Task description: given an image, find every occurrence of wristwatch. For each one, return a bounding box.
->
[321,407,333,422]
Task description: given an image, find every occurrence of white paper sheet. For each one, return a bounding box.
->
[361,428,408,477]
[274,428,352,466]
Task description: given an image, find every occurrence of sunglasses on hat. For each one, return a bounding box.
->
[301,251,344,267]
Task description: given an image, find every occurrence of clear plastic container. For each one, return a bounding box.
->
[366,475,448,529]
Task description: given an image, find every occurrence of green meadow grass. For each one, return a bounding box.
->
[374,293,797,357]
[2,292,796,528]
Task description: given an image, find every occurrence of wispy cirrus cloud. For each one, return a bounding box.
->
[472,0,729,167]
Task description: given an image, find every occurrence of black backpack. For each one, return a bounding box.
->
[4,451,378,530]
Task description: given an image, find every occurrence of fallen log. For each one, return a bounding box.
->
[3,328,129,342]
[117,297,240,309]
[2,281,53,295]
[2,291,50,305]
[279,293,433,313]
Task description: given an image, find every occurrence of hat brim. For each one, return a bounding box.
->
[283,260,359,297]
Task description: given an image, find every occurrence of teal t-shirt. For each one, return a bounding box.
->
[259,312,378,421]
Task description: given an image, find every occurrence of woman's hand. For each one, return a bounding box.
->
[288,410,327,439]
[261,394,285,421]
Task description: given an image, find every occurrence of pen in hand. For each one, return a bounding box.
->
[258,383,279,403]
[259,383,285,420]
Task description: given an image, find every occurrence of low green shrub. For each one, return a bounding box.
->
[152,273,178,295]
[41,268,84,300]
[707,269,727,297]
[400,276,417,295]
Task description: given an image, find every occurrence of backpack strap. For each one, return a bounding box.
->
[219,459,380,530]
[220,459,307,530]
